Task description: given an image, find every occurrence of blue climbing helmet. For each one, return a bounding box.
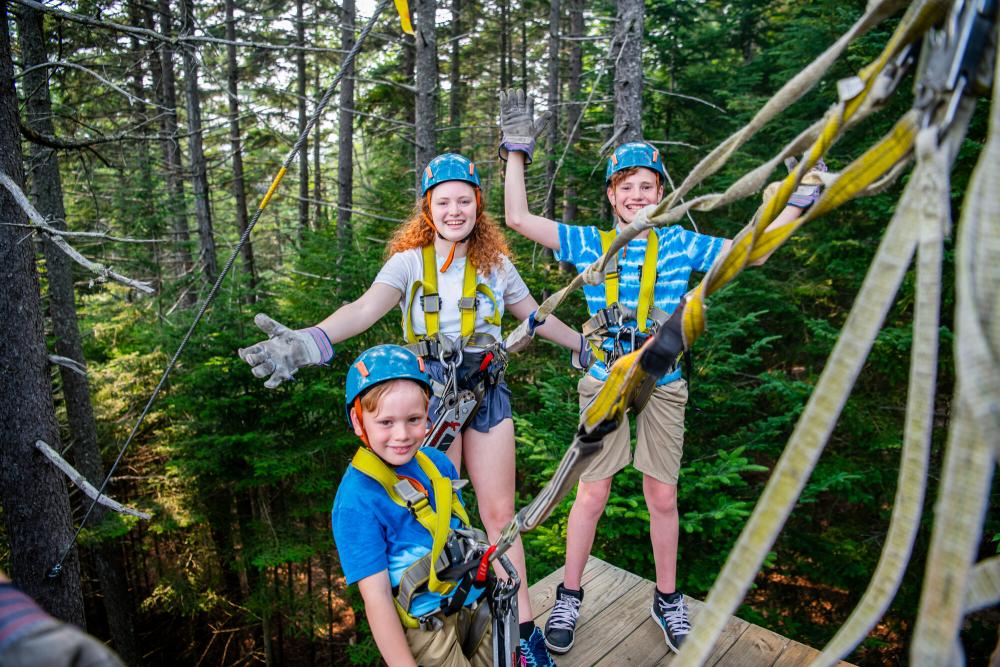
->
[420,153,481,196]
[345,345,432,423]
[605,141,667,185]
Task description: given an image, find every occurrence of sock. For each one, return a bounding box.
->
[519,621,535,641]
[656,587,682,602]
[558,582,583,600]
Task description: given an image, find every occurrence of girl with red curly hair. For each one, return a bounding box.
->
[240,154,586,664]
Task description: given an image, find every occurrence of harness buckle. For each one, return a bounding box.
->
[421,294,442,313]
[457,296,478,311]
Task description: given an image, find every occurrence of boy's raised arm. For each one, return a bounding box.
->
[357,571,419,667]
[498,89,561,252]
[504,152,562,251]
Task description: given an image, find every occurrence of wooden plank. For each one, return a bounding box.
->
[770,640,852,667]
[556,577,656,665]
[592,615,670,666]
[527,558,855,667]
[529,556,611,618]
[714,623,789,667]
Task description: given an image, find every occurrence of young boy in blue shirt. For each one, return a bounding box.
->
[499,89,820,656]
[331,345,494,667]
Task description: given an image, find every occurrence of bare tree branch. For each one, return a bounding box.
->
[0,172,155,293]
[48,355,88,377]
[17,60,168,110]
[0,222,166,244]
[35,441,152,520]
[644,83,727,114]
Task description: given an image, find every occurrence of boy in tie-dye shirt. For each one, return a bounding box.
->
[499,89,818,657]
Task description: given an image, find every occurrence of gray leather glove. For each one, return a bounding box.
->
[238,313,334,389]
[498,88,551,164]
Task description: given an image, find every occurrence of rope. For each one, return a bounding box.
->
[48,0,392,579]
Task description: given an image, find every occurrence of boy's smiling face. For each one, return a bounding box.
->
[350,379,429,466]
[607,167,663,226]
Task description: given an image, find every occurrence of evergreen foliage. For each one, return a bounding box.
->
[2,0,998,663]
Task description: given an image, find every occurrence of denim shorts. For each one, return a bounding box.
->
[425,355,513,434]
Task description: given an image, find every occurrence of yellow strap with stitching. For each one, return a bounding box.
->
[596,228,660,332]
[350,447,470,597]
[403,245,501,343]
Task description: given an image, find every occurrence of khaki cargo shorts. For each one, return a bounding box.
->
[577,374,688,485]
[405,604,492,667]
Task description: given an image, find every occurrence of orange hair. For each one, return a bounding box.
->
[359,378,430,414]
[387,191,510,275]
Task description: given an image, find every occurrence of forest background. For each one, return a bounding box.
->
[1,0,997,664]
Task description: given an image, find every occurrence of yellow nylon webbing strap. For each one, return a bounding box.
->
[405,246,495,343]
[476,285,502,326]
[422,460,459,595]
[393,0,414,34]
[403,281,423,344]
[351,447,466,603]
[598,229,619,305]
[460,259,477,339]
[505,0,936,362]
[637,230,659,333]
[421,245,440,338]
[683,110,920,347]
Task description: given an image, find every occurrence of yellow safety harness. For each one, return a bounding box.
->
[582,228,667,365]
[350,446,486,629]
[403,245,501,345]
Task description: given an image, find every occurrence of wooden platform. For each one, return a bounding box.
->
[528,556,850,666]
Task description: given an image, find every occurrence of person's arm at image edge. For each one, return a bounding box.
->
[356,571,419,667]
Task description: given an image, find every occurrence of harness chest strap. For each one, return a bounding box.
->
[588,229,661,362]
[403,245,502,344]
[350,447,472,619]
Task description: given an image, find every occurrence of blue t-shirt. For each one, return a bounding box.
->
[331,447,482,617]
[555,222,725,385]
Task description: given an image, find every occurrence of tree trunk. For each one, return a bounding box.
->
[179,0,219,286]
[19,8,141,661]
[225,0,257,301]
[447,0,462,152]
[338,0,356,255]
[151,0,196,298]
[413,0,438,194]
[544,0,560,220]
[499,0,509,89]
[613,0,643,143]
[520,9,528,91]
[561,0,583,226]
[0,6,84,625]
[297,0,310,237]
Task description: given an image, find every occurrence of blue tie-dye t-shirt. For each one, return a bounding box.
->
[555,222,725,385]
[332,447,482,618]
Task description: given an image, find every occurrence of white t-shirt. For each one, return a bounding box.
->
[374,248,531,344]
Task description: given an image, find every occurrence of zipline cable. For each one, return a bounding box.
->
[48,0,395,579]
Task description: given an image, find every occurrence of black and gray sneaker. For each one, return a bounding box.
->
[651,589,691,653]
[544,583,583,654]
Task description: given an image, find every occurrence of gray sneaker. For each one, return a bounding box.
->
[651,590,690,653]
[544,583,583,654]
